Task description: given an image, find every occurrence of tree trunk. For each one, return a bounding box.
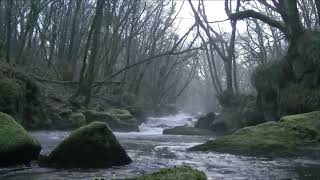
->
[225,60,233,95]
[81,0,105,106]
[17,1,39,64]
[5,0,13,63]
[316,0,320,23]
[278,0,304,40]
[64,0,82,81]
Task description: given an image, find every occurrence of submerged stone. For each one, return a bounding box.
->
[0,112,41,166]
[189,111,320,157]
[45,121,132,168]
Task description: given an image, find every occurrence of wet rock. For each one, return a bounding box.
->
[195,112,215,129]
[0,112,41,166]
[127,166,207,180]
[44,121,132,168]
[189,111,320,157]
[163,126,214,136]
[210,95,264,135]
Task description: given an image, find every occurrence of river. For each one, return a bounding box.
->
[1,112,320,180]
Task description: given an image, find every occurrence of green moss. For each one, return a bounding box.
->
[0,78,24,100]
[0,112,40,153]
[189,111,320,157]
[69,112,86,128]
[106,108,134,123]
[128,166,207,180]
[0,112,41,166]
[163,126,214,136]
[0,63,48,129]
[84,110,139,132]
[46,121,132,168]
[53,122,117,150]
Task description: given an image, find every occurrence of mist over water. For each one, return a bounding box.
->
[1,112,320,180]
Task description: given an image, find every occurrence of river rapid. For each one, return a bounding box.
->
[1,112,320,180]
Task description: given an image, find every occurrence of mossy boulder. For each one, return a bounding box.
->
[0,112,41,166]
[189,111,320,157]
[163,126,214,136]
[84,109,139,132]
[195,112,215,129]
[127,166,207,180]
[44,121,132,168]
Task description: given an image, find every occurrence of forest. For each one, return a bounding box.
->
[0,0,320,179]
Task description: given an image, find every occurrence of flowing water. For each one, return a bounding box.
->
[1,112,320,180]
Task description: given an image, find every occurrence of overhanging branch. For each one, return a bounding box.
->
[230,10,288,36]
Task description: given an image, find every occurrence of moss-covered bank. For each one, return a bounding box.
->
[0,112,41,166]
[127,166,207,180]
[189,111,320,157]
[0,63,49,129]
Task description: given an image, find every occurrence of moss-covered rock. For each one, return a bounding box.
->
[189,111,320,157]
[0,112,41,166]
[84,109,139,132]
[107,109,134,123]
[44,121,132,168]
[163,126,214,136]
[127,166,207,180]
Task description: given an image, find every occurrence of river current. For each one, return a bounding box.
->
[1,112,320,180]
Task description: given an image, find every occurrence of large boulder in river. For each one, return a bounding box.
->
[0,112,41,166]
[84,109,139,132]
[163,126,214,136]
[45,121,132,168]
[127,166,207,180]
[189,111,320,157]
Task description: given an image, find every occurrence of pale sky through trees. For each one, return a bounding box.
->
[175,0,246,35]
